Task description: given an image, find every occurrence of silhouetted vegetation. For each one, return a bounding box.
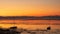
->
[0,16,60,20]
[0,26,20,34]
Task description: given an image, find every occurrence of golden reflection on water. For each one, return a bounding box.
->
[0,20,60,30]
[0,24,60,30]
[0,24,47,29]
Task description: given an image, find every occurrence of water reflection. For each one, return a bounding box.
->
[0,20,60,34]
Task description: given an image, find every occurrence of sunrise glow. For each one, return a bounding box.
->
[0,0,60,16]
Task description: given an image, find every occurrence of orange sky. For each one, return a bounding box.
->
[0,0,60,16]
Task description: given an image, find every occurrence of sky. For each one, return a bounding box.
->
[0,0,60,16]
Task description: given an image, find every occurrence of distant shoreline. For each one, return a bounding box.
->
[0,16,60,20]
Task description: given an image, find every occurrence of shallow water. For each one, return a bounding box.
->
[0,20,60,30]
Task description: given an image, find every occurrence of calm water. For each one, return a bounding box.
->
[0,20,60,30]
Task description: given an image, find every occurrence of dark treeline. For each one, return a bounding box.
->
[0,16,60,20]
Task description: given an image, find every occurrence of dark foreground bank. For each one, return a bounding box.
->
[0,26,60,34]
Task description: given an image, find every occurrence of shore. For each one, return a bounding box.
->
[0,26,60,34]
